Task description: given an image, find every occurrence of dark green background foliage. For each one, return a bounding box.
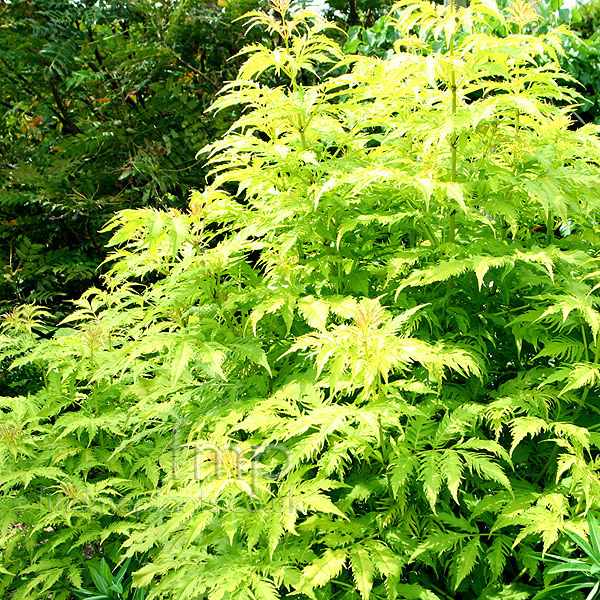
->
[562,35,600,124]
[534,0,600,125]
[565,0,600,126]
[321,0,394,27]
[570,0,600,39]
[2,1,600,600]
[0,0,262,308]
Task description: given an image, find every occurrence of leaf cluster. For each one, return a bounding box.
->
[1,1,600,600]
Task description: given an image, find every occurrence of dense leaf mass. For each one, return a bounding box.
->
[2,1,600,599]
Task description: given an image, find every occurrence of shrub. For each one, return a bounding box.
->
[2,0,600,599]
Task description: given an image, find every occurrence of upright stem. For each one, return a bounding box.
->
[545,212,554,246]
[448,0,458,245]
[582,324,590,363]
[93,382,99,415]
[299,127,308,151]
[89,345,105,448]
[405,197,439,246]
[93,381,105,448]
[448,211,456,244]
[581,335,600,405]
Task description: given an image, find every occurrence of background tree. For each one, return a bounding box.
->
[570,0,600,39]
[2,1,600,599]
[0,0,262,309]
[0,0,399,312]
[322,0,394,27]
[562,0,600,125]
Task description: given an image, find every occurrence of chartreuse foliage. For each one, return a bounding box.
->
[2,0,600,599]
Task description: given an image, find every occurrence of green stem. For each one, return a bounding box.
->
[41,364,48,389]
[448,120,457,247]
[420,218,439,247]
[332,578,386,600]
[581,336,600,405]
[513,567,529,583]
[582,324,590,363]
[447,0,458,245]
[474,122,499,173]
[546,212,553,246]
[405,197,439,246]
[93,382,105,448]
[427,582,456,600]
[535,446,558,485]
[448,211,456,245]
[331,580,360,592]
[378,416,389,465]
[299,127,307,151]
[575,493,586,516]
[93,383,99,414]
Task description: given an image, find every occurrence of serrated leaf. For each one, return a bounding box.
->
[252,577,280,600]
[421,451,443,510]
[303,549,347,588]
[453,537,482,589]
[298,296,330,330]
[350,547,375,600]
[442,450,464,504]
[509,417,548,455]
[487,536,509,580]
[170,340,193,385]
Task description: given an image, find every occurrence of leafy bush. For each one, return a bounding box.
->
[345,0,600,125]
[2,1,600,599]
